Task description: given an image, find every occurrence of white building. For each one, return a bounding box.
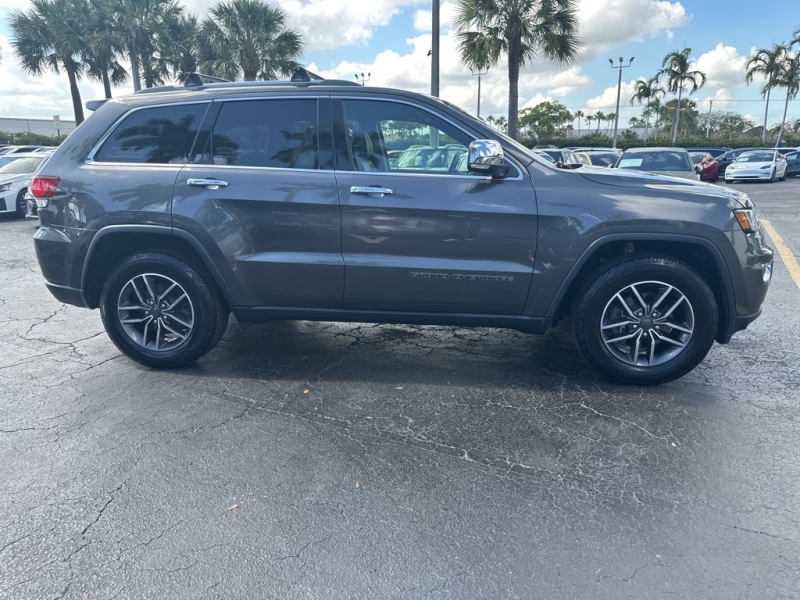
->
[0,117,76,137]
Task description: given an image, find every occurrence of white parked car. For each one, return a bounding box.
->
[725,150,788,183]
[0,153,50,217]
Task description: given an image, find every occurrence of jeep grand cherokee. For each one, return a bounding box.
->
[31,69,773,384]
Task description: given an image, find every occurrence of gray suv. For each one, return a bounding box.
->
[31,70,773,384]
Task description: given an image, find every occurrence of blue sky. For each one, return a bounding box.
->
[0,0,797,126]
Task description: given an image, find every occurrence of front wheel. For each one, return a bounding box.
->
[100,252,229,368]
[15,189,27,218]
[573,257,718,385]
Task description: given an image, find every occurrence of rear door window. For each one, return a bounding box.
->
[94,103,209,164]
[207,99,318,169]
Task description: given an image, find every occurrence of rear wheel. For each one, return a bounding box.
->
[100,252,229,368]
[572,257,718,385]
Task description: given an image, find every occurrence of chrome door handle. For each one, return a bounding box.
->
[350,186,393,197]
[187,178,228,190]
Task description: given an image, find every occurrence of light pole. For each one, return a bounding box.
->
[431,0,440,97]
[471,69,487,118]
[609,56,634,149]
[354,72,371,86]
[705,99,713,138]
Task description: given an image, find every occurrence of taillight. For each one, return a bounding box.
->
[31,176,61,198]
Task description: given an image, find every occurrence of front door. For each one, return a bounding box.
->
[334,98,538,315]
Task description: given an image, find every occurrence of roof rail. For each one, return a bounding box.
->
[183,72,231,87]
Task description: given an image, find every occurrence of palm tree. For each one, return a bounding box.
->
[775,53,800,147]
[84,0,128,99]
[630,76,664,140]
[593,110,605,132]
[658,48,706,143]
[573,110,584,136]
[746,44,789,144]
[197,0,303,81]
[454,0,581,140]
[584,114,594,131]
[11,0,87,124]
[164,14,200,80]
[606,112,616,131]
[109,0,183,91]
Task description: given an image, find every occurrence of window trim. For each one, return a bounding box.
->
[333,96,523,181]
[85,101,212,166]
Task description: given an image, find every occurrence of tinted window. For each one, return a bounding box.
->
[95,104,208,164]
[208,99,318,169]
[341,100,474,174]
[736,152,774,162]
[588,152,620,167]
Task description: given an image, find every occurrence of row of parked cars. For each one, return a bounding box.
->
[0,146,57,217]
[531,144,800,184]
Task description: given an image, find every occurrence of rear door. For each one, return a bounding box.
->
[173,95,343,308]
[333,97,538,315]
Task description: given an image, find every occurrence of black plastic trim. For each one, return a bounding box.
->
[81,224,238,310]
[546,233,737,343]
[237,306,550,334]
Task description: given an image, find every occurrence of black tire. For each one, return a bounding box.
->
[99,252,229,368]
[572,256,718,385]
[14,189,26,218]
[779,170,786,181]
[770,169,776,183]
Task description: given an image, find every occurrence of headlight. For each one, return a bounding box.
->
[760,165,771,170]
[0,183,11,192]
[733,209,760,233]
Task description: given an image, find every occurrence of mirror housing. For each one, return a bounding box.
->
[468,140,510,178]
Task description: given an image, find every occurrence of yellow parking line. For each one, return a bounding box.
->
[761,219,800,290]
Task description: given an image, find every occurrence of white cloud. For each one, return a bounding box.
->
[694,43,747,90]
[577,0,689,60]
[413,1,458,33]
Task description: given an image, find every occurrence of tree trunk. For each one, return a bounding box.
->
[672,87,682,144]
[66,65,84,125]
[507,39,521,140]
[776,92,790,147]
[644,113,649,141]
[102,68,112,99]
[244,68,257,81]
[762,87,771,144]
[129,38,141,92]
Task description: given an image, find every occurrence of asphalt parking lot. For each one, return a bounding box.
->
[2,178,800,599]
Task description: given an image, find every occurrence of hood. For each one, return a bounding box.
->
[728,161,772,169]
[577,165,750,208]
[0,173,28,184]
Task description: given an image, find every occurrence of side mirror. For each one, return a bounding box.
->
[468,140,510,178]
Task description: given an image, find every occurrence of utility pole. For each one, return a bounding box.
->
[609,57,634,149]
[705,100,713,138]
[431,0,440,97]
[472,69,487,118]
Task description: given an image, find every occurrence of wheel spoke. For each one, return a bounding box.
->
[601,320,636,330]
[652,330,686,348]
[161,321,187,340]
[165,293,187,311]
[155,319,163,350]
[650,285,673,312]
[630,284,649,312]
[606,331,641,344]
[157,282,178,304]
[614,293,637,319]
[119,303,146,311]
[164,313,191,328]
[142,317,152,347]
[659,294,685,320]
[121,317,150,324]
[130,280,147,306]
[630,330,643,365]
[142,275,157,304]
[656,321,693,334]
[648,332,656,365]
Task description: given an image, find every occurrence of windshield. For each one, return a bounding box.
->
[0,156,44,175]
[587,152,619,167]
[736,152,774,163]
[616,151,691,172]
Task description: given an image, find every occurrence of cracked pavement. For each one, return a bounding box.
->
[2,180,800,599]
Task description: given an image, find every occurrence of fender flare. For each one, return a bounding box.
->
[81,224,238,309]
[544,233,737,342]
